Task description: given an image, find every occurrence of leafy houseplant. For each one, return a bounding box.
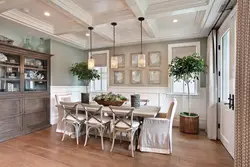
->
[169,53,206,133]
[93,92,128,106]
[70,62,100,103]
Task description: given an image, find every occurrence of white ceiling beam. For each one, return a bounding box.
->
[0,0,35,13]
[42,0,113,42]
[125,0,158,38]
[0,9,87,49]
[54,24,84,35]
[147,5,208,19]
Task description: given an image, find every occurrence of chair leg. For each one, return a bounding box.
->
[74,124,79,145]
[84,125,89,146]
[131,132,134,158]
[120,132,122,144]
[110,130,116,152]
[100,127,104,150]
[61,121,67,141]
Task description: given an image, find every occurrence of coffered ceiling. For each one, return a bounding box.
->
[0,0,230,50]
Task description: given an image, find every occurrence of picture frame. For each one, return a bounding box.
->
[115,54,125,68]
[130,53,140,67]
[131,70,142,84]
[114,71,125,84]
[149,70,161,84]
[148,51,161,67]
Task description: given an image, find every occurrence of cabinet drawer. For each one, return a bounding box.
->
[0,99,21,118]
[24,98,46,114]
[24,111,47,128]
[0,116,22,135]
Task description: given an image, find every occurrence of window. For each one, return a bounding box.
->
[91,67,108,92]
[172,79,198,95]
[89,50,109,92]
[168,42,200,95]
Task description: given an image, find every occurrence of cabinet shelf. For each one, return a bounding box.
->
[24,66,47,71]
[0,62,20,68]
[0,78,20,81]
[25,79,47,82]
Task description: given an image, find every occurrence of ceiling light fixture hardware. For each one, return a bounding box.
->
[44,11,50,17]
[88,26,95,69]
[138,17,146,67]
[111,22,118,69]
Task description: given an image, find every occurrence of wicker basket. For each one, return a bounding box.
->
[94,100,126,106]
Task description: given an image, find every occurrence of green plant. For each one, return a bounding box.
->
[169,53,206,116]
[70,62,100,92]
[94,92,128,102]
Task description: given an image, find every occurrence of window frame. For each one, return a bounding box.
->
[168,42,201,95]
[89,50,109,92]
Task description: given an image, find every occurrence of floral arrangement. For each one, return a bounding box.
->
[94,92,127,102]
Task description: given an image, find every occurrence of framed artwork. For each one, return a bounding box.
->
[148,51,161,67]
[114,71,125,84]
[131,70,142,84]
[149,70,161,84]
[131,53,140,67]
[115,54,125,68]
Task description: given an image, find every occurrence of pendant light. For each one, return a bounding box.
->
[88,26,95,69]
[111,22,118,69]
[138,17,146,67]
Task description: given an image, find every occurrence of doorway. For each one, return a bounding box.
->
[217,8,236,158]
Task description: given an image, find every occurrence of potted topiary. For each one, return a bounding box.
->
[169,53,206,134]
[70,62,100,104]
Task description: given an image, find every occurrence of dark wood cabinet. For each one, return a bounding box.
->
[0,43,52,142]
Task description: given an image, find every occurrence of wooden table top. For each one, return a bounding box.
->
[56,103,161,118]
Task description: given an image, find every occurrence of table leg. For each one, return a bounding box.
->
[135,117,143,151]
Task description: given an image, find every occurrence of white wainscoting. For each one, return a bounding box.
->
[50,86,85,125]
[91,86,207,129]
[50,86,207,129]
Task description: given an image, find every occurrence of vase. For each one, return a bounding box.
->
[23,38,33,50]
[131,94,140,108]
[36,38,46,53]
[81,93,89,104]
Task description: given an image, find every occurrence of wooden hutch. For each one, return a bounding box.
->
[0,43,52,142]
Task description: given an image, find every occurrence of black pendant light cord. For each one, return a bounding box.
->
[111,22,117,56]
[88,27,94,58]
[138,17,144,54]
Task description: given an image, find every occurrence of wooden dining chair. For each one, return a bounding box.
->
[80,103,111,150]
[140,99,149,106]
[60,102,86,145]
[109,106,139,157]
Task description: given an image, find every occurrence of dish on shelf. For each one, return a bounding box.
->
[0,53,7,62]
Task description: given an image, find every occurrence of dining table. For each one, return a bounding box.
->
[56,102,161,150]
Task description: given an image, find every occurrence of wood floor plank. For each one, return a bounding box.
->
[0,126,233,167]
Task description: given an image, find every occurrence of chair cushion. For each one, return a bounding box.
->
[88,116,111,125]
[115,119,140,129]
[65,114,86,122]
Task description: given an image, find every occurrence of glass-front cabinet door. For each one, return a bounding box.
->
[24,57,48,92]
[0,53,20,92]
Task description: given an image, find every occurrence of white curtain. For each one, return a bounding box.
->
[206,30,217,140]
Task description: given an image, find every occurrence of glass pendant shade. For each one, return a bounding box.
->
[111,56,118,68]
[111,22,118,69]
[88,58,95,69]
[138,17,146,67]
[87,26,95,69]
[138,53,146,67]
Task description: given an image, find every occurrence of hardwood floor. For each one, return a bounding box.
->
[0,126,233,167]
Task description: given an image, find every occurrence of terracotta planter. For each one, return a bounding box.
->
[179,113,199,134]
